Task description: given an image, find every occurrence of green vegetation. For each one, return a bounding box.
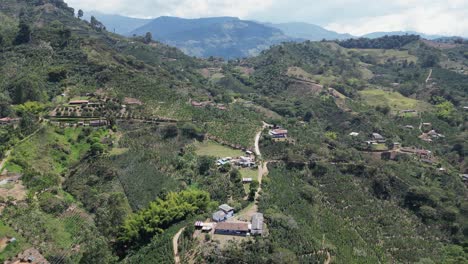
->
[119,189,212,246]
[0,221,28,262]
[359,89,432,112]
[0,0,466,263]
[194,140,245,158]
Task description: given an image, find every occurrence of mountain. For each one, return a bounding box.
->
[1,1,467,263]
[84,11,151,35]
[362,31,445,40]
[266,22,354,40]
[129,16,293,59]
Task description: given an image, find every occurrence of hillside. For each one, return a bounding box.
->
[266,22,353,40]
[0,1,467,264]
[130,16,293,59]
[84,11,151,35]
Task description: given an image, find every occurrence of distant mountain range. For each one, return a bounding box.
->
[361,31,445,40]
[129,16,293,59]
[85,11,151,35]
[85,11,464,58]
[265,22,353,41]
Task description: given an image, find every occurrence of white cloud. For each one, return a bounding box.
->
[64,0,468,37]
[325,1,468,36]
[65,0,274,19]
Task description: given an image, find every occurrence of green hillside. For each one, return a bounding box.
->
[0,1,466,263]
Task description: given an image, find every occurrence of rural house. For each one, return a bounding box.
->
[251,213,264,235]
[242,178,253,183]
[90,120,108,127]
[212,211,227,222]
[69,100,89,105]
[219,204,234,217]
[269,129,288,139]
[212,204,235,222]
[372,133,386,143]
[214,222,250,236]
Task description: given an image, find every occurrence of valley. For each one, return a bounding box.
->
[0,0,467,263]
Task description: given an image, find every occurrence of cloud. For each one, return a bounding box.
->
[65,0,274,19]
[64,0,468,37]
[325,0,468,36]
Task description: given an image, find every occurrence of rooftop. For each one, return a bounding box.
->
[219,204,234,212]
[215,222,249,232]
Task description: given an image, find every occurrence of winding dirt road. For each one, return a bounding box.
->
[173,227,185,264]
[425,68,433,84]
[0,150,11,173]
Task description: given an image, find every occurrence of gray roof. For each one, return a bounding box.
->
[212,211,226,221]
[219,204,234,212]
[372,133,384,140]
[251,213,264,230]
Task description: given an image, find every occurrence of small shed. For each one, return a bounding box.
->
[251,213,264,235]
[219,204,234,216]
[212,211,226,222]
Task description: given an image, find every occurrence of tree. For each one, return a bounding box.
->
[162,125,178,139]
[77,9,84,19]
[90,16,105,31]
[14,21,31,45]
[144,32,152,44]
[8,75,46,104]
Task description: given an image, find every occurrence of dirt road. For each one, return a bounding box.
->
[173,227,185,264]
[425,68,433,83]
[254,122,271,157]
[0,150,11,173]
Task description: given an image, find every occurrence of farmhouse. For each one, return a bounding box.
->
[212,211,227,222]
[251,213,264,236]
[123,97,143,105]
[372,133,386,143]
[269,129,288,139]
[90,120,108,127]
[212,204,235,222]
[236,156,255,168]
[0,117,13,125]
[69,100,89,105]
[400,147,433,159]
[242,178,253,183]
[219,204,234,216]
[214,222,250,237]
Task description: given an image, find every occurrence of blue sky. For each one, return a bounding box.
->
[65,0,468,36]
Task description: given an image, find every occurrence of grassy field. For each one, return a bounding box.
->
[349,49,418,64]
[194,141,245,158]
[0,221,28,262]
[240,168,258,194]
[5,126,102,175]
[360,89,432,112]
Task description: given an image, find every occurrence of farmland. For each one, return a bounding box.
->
[359,89,432,112]
[194,141,245,158]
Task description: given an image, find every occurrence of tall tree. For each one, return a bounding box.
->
[77,9,84,19]
[144,32,152,44]
[14,21,31,45]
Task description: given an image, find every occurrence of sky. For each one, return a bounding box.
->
[64,0,468,37]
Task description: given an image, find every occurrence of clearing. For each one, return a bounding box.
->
[194,141,244,158]
[0,181,27,201]
[349,48,418,64]
[359,89,432,112]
